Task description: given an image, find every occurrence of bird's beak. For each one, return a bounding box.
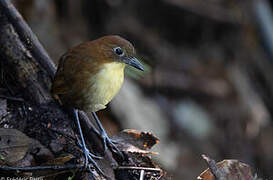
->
[126,57,144,71]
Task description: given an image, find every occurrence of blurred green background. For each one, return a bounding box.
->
[13,0,273,179]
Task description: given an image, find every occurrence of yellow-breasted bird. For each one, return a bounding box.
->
[51,35,144,174]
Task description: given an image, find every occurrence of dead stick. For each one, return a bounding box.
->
[139,170,145,180]
[202,154,226,180]
[116,166,161,172]
[0,164,84,172]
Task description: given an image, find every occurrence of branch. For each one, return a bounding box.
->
[0,164,84,172]
[0,0,56,79]
[202,154,226,180]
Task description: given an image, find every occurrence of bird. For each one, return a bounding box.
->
[51,35,144,174]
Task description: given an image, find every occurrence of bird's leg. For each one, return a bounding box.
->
[91,112,124,159]
[73,109,105,175]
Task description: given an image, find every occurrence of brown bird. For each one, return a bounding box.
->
[51,35,144,173]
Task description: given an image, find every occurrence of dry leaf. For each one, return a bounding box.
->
[198,159,254,180]
[44,154,75,165]
[112,129,159,154]
[0,128,31,163]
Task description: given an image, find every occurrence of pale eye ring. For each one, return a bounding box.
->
[113,47,124,57]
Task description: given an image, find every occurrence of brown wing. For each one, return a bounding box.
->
[51,42,101,97]
[51,53,71,95]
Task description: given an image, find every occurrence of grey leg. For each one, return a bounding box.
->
[91,112,124,159]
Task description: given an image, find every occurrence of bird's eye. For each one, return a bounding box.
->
[113,47,124,56]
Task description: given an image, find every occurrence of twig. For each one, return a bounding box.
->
[40,169,75,179]
[139,170,145,180]
[116,166,161,172]
[201,154,226,180]
[0,164,84,172]
[117,166,162,180]
[0,94,24,101]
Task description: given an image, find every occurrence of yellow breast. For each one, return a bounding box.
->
[87,62,125,112]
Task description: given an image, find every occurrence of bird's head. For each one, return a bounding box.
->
[94,35,144,71]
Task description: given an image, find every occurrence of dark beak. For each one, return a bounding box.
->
[126,57,144,71]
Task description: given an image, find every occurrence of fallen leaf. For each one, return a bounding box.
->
[44,154,75,165]
[0,128,31,163]
[112,129,159,154]
[198,159,254,180]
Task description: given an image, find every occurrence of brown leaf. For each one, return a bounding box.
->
[44,154,75,165]
[0,128,32,163]
[112,129,159,154]
[198,159,254,180]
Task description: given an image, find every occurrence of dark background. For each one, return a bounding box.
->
[12,0,273,179]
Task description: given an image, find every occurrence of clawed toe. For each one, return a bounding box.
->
[108,140,123,157]
[101,134,124,160]
[73,109,106,177]
[85,148,103,159]
[91,112,124,160]
[81,149,106,177]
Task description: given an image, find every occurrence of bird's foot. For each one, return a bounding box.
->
[76,133,105,175]
[91,112,124,160]
[81,146,106,177]
[73,109,107,177]
[77,136,103,160]
[101,131,124,160]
